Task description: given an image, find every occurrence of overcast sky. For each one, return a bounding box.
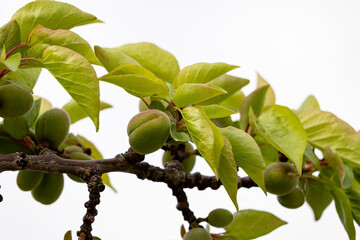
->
[0,0,359,239]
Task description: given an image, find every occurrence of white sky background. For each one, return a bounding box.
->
[0,0,360,239]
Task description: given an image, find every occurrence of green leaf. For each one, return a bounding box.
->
[203,105,237,119]
[199,74,249,105]
[7,79,33,92]
[172,83,227,108]
[181,106,224,177]
[27,27,100,65]
[4,68,42,90]
[304,143,321,171]
[220,126,266,193]
[298,95,320,112]
[217,89,245,110]
[219,136,239,210]
[324,147,345,185]
[63,99,111,124]
[23,98,42,128]
[41,46,100,130]
[76,135,116,192]
[100,64,169,99]
[12,1,101,42]
[63,231,72,240]
[0,20,20,52]
[249,105,307,174]
[299,109,360,168]
[256,73,275,107]
[0,53,21,71]
[94,45,140,72]
[305,179,333,220]
[118,42,180,84]
[1,47,6,62]
[173,62,239,89]
[169,123,190,142]
[239,85,269,130]
[3,117,29,140]
[331,187,356,240]
[343,164,354,190]
[346,188,360,226]
[224,210,287,240]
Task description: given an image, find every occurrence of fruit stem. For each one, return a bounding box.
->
[5,43,27,59]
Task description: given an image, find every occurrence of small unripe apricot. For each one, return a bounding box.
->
[127,109,171,154]
[183,228,212,240]
[277,187,305,209]
[162,142,196,173]
[207,208,233,228]
[264,162,299,196]
[17,171,44,191]
[31,173,64,205]
[64,145,84,154]
[35,108,70,149]
[0,84,33,118]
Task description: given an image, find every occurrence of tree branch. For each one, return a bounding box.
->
[0,149,258,190]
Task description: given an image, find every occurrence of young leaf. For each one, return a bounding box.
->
[23,98,42,128]
[7,79,33,92]
[63,99,111,124]
[27,27,100,65]
[331,187,356,240]
[303,143,321,171]
[94,45,140,72]
[299,109,360,168]
[239,85,269,130]
[4,68,42,90]
[3,117,29,140]
[343,164,354,190]
[99,64,169,98]
[298,95,320,112]
[256,73,275,107]
[199,75,249,105]
[346,188,360,226]
[220,126,266,193]
[305,179,333,220]
[172,83,227,108]
[77,135,116,192]
[0,20,20,52]
[63,231,72,240]
[324,146,345,185]
[41,46,100,130]
[203,105,237,119]
[224,210,287,240]
[173,62,238,89]
[249,105,307,174]
[0,53,21,72]
[118,42,180,84]
[216,89,245,110]
[169,123,190,142]
[12,1,101,42]
[181,106,224,177]
[219,136,239,210]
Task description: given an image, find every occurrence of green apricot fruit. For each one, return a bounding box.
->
[17,171,44,191]
[264,162,299,196]
[31,173,64,205]
[277,187,305,209]
[183,228,212,240]
[67,152,94,183]
[207,208,233,228]
[0,84,33,118]
[35,108,70,149]
[64,145,84,154]
[127,109,171,154]
[162,143,196,173]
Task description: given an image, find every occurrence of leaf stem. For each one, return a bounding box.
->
[5,43,27,59]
